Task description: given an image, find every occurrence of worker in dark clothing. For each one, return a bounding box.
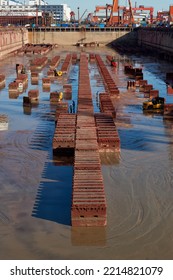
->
[21,66,26,74]
[69,104,73,113]
[54,69,58,76]
[72,100,75,112]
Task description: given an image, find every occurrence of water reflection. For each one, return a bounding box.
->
[71,227,106,246]
[23,105,32,115]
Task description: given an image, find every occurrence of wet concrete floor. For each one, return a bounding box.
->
[0,46,173,259]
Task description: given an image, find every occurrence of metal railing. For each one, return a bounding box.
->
[28,26,133,32]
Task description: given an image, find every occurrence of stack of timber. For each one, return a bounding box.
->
[31,72,39,84]
[71,53,107,227]
[17,74,28,88]
[99,92,116,118]
[30,57,48,71]
[95,54,119,95]
[52,52,121,227]
[63,84,72,100]
[54,102,69,122]
[124,64,143,79]
[89,53,95,62]
[95,113,120,152]
[53,113,76,152]
[49,55,60,70]
[19,44,52,55]
[42,77,51,89]
[50,91,63,103]
[60,54,72,73]
[28,89,39,102]
[72,53,78,64]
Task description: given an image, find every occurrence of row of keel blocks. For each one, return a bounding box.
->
[72,53,107,227]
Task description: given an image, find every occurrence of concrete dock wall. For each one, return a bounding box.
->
[28,27,131,46]
[1,26,173,62]
[110,27,173,61]
[110,29,138,49]
[137,28,173,59]
[0,28,28,59]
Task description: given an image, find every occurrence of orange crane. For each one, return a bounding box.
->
[94,0,135,26]
[132,6,154,23]
[109,0,119,25]
[95,1,153,25]
[121,0,134,25]
[95,0,119,25]
[128,0,134,24]
[95,4,111,23]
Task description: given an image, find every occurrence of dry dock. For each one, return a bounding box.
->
[1,43,173,259]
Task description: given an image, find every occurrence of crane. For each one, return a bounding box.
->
[128,0,134,24]
[109,0,119,25]
[95,1,119,25]
[70,11,75,22]
[94,1,153,26]
[132,5,154,23]
[78,9,87,24]
[94,1,136,26]
[121,0,134,25]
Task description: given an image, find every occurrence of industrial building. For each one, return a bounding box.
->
[0,0,173,27]
[0,1,71,25]
[37,4,71,22]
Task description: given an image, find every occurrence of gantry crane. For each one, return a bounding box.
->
[94,1,154,26]
[94,0,134,26]
[95,0,118,25]
[121,0,134,25]
[132,5,154,23]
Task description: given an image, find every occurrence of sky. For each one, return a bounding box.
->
[53,1,172,16]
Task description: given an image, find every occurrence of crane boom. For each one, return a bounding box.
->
[109,0,118,25]
[79,9,87,23]
[128,0,134,24]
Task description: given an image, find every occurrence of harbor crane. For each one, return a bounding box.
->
[94,1,154,25]
[78,9,87,23]
[95,0,118,25]
[95,0,134,25]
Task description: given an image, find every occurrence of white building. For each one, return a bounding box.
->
[37,4,71,22]
[28,0,47,5]
[0,0,22,4]
[0,1,71,23]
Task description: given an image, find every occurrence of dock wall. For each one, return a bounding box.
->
[0,28,28,59]
[27,27,131,46]
[1,26,173,61]
[110,28,138,49]
[111,27,173,60]
[137,27,173,59]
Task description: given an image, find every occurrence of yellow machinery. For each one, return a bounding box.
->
[54,69,63,77]
[143,97,165,110]
[58,92,63,101]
